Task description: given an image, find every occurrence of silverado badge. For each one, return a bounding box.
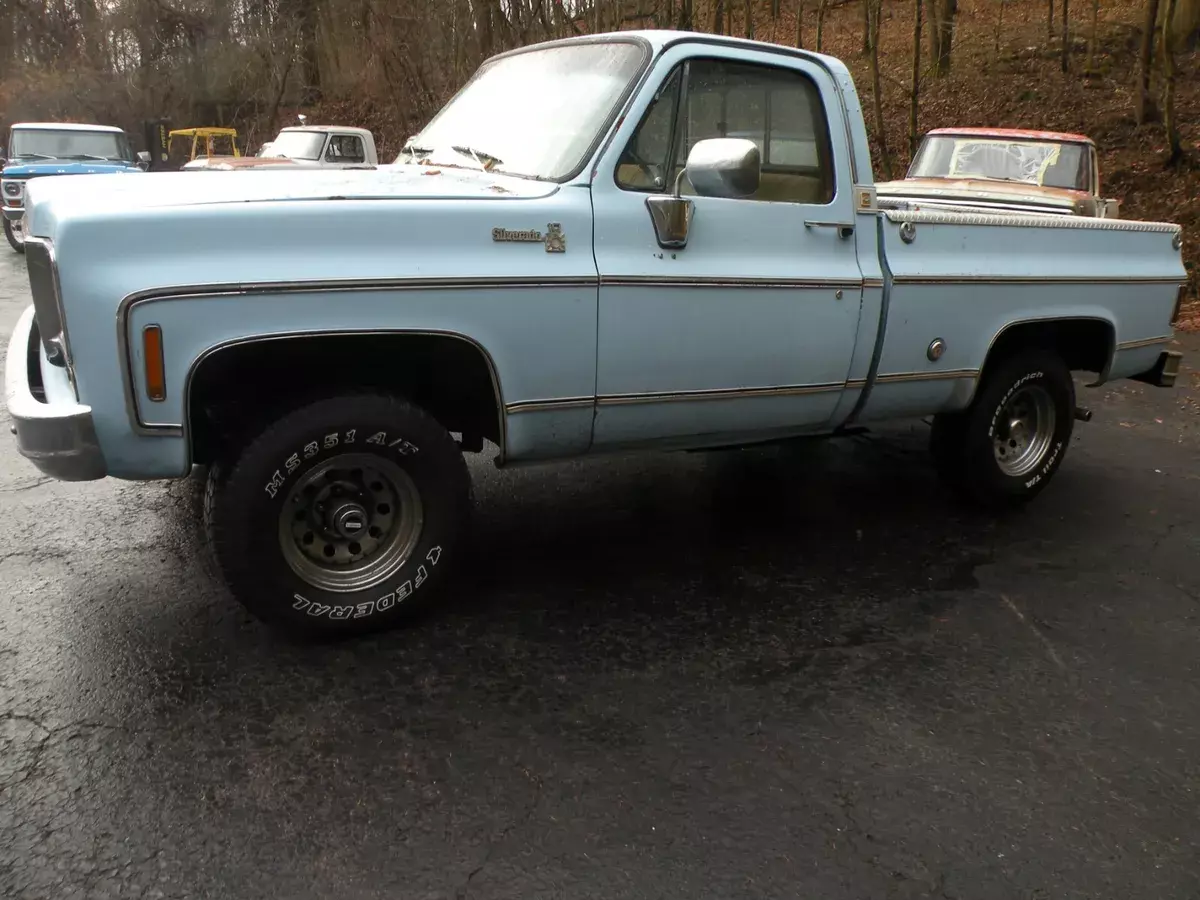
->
[491,223,567,253]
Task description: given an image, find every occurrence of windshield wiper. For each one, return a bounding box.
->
[15,153,54,160]
[63,154,110,161]
[400,143,433,161]
[451,145,503,170]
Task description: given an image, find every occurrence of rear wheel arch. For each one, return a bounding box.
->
[972,316,1116,400]
[185,331,506,467]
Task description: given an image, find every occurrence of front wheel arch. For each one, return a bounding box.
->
[186,331,506,468]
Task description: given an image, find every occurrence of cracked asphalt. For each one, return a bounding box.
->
[2,246,1199,900]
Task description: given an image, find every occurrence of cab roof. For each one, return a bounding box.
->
[12,122,124,133]
[926,126,1094,145]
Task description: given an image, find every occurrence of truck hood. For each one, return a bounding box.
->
[24,163,558,235]
[2,160,141,177]
[876,177,1089,212]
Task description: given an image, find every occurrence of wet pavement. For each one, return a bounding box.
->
[1,246,1199,899]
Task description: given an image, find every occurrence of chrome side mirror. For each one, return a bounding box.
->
[684,138,761,198]
[644,138,761,250]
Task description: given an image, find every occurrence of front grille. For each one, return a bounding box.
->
[24,239,68,367]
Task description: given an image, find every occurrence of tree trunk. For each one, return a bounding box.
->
[863,0,872,53]
[1048,0,1055,39]
[817,0,828,50]
[1061,0,1070,71]
[796,0,804,46]
[713,0,726,34]
[929,0,956,75]
[1087,0,1100,69]
[745,0,753,38]
[1162,0,1182,163]
[1135,0,1160,123]
[995,0,1005,58]
[911,0,923,157]
[1168,0,1200,50]
[869,0,893,179]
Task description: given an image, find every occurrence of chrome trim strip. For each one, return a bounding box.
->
[505,397,593,414]
[1116,334,1174,351]
[884,207,1182,235]
[862,277,884,288]
[596,382,844,406]
[845,369,979,390]
[892,274,1184,286]
[600,276,862,289]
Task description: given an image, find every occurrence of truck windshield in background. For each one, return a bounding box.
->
[908,135,1091,192]
[397,40,647,180]
[9,128,132,162]
[267,131,327,160]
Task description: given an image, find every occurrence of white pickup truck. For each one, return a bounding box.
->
[183,125,378,171]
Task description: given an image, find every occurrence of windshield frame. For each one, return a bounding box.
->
[399,34,653,183]
[9,127,133,163]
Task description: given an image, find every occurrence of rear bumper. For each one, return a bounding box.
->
[5,304,107,481]
[1131,350,1184,388]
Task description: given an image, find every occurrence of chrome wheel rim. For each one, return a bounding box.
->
[278,453,423,592]
[9,220,24,245]
[993,384,1056,478]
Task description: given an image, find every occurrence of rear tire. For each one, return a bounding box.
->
[204,392,472,638]
[930,349,1075,510]
[4,218,25,253]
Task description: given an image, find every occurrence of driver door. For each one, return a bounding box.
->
[589,44,866,450]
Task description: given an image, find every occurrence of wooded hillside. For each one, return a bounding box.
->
[2,0,1197,327]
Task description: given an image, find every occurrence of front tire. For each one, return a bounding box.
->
[930,349,1075,509]
[204,393,472,637]
[4,218,25,253]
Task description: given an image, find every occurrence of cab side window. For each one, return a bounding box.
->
[617,57,835,205]
[326,134,366,164]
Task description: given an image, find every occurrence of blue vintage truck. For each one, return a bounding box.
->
[5,31,1187,637]
[2,122,145,252]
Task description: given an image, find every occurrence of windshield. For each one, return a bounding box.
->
[396,40,647,180]
[908,135,1091,191]
[268,131,326,160]
[9,128,132,162]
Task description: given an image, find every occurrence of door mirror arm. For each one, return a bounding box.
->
[644,138,761,251]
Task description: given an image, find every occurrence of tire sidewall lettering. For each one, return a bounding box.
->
[263,427,421,499]
[292,545,444,619]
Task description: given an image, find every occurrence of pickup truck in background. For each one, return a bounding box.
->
[183,124,378,170]
[1,122,147,252]
[6,31,1186,638]
[876,127,1120,218]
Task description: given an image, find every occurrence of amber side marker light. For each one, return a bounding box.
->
[143,325,166,401]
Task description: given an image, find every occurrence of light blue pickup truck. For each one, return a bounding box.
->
[5,31,1186,636]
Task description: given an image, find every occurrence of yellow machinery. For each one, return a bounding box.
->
[167,127,241,164]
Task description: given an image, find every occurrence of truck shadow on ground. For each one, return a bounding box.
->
[92,423,1055,692]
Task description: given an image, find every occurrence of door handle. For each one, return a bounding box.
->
[804,220,855,239]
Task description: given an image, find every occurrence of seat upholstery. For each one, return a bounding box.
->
[616,163,829,205]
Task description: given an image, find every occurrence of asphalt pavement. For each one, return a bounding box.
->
[1,247,1199,900]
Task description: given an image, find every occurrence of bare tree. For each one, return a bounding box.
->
[929,0,957,76]
[817,0,828,50]
[1061,0,1071,72]
[1135,0,1161,123]
[1087,0,1101,69]
[868,0,892,178]
[744,0,753,38]
[796,0,804,47]
[911,0,923,156]
[1162,0,1183,163]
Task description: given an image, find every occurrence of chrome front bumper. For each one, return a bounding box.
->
[2,205,23,222]
[5,304,107,480]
